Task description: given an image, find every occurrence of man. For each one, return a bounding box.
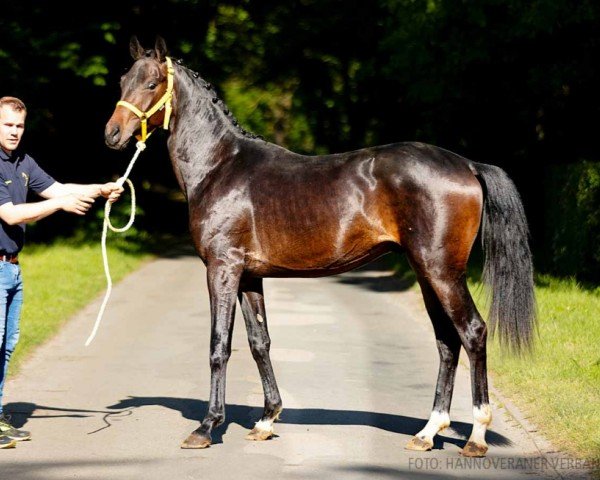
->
[0,96,123,449]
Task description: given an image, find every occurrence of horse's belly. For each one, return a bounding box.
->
[246,197,401,276]
[246,234,397,277]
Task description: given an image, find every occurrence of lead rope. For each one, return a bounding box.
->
[85,141,146,346]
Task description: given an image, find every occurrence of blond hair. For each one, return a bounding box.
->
[0,96,27,114]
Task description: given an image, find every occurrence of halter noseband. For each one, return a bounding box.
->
[116,56,175,143]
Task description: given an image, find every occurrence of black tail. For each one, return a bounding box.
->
[473,162,537,353]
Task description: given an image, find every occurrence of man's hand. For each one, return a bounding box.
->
[99,182,124,203]
[60,193,95,215]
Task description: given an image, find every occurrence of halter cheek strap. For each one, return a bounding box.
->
[116,56,175,143]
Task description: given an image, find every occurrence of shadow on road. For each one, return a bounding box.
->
[5,401,563,480]
[5,397,512,450]
[100,396,511,450]
[5,402,113,425]
[4,401,134,435]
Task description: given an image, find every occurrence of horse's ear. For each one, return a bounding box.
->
[155,36,168,62]
[130,36,144,60]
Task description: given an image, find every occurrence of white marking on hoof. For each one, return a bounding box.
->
[407,411,450,450]
[254,419,274,434]
[256,313,264,323]
[418,410,450,439]
[468,404,492,448]
[246,418,275,441]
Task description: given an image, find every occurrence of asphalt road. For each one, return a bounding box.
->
[2,251,587,479]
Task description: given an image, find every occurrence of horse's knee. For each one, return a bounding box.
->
[249,339,271,360]
[209,350,231,370]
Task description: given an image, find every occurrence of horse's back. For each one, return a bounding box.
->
[254,141,480,194]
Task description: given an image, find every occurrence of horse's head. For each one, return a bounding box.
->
[104,36,173,150]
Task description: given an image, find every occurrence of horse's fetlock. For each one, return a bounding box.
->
[207,410,225,427]
[267,401,283,420]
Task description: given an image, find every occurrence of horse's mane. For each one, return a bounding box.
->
[172,58,263,142]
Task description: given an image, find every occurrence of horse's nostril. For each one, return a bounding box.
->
[105,125,121,145]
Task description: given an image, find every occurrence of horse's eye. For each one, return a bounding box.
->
[148,82,157,90]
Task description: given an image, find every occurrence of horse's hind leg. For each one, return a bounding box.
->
[412,266,491,456]
[405,278,461,452]
[238,277,283,441]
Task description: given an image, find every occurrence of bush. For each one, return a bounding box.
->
[544,161,600,281]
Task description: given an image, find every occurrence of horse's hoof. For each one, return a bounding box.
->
[181,432,211,449]
[405,435,433,451]
[245,427,274,441]
[460,441,488,457]
[246,420,273,442]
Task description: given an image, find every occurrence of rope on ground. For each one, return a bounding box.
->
[85,141,146,346]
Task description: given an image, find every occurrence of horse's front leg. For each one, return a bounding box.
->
[181,254,243,449]
[238,277,283,441]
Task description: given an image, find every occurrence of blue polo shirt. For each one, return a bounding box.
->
[0,148,56,254]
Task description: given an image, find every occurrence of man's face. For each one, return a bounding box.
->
[0,105,26,154]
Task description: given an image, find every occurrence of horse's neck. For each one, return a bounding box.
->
[167,70,240,197]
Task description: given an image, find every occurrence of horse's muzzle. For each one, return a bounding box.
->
[104,124,122,149]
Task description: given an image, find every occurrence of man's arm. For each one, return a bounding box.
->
[41,182,100,198]
[0,195,95,226]
[40,182,124,203]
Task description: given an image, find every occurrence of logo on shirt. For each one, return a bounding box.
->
[21,172,29,187]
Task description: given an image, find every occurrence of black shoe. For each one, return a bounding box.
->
[0,434,16,449]
[0,414,31,441]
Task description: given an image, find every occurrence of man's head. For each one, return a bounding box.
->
[0,97,27,155]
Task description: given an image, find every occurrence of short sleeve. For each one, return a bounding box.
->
[26,155,56,193]
[0,180,13,207]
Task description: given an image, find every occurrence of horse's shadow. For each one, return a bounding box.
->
[105,396,512,450]
[6,397,512,450]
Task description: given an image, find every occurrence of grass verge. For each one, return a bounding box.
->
[475,275,600,469]
[9,241,151,374]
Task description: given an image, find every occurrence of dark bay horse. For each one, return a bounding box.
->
[104,38,536,457]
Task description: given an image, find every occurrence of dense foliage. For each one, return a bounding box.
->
[1,0,599,278]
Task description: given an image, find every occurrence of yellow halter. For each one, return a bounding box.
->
[116,56,175,143]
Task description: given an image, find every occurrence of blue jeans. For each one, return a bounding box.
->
[0,261,23,416]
